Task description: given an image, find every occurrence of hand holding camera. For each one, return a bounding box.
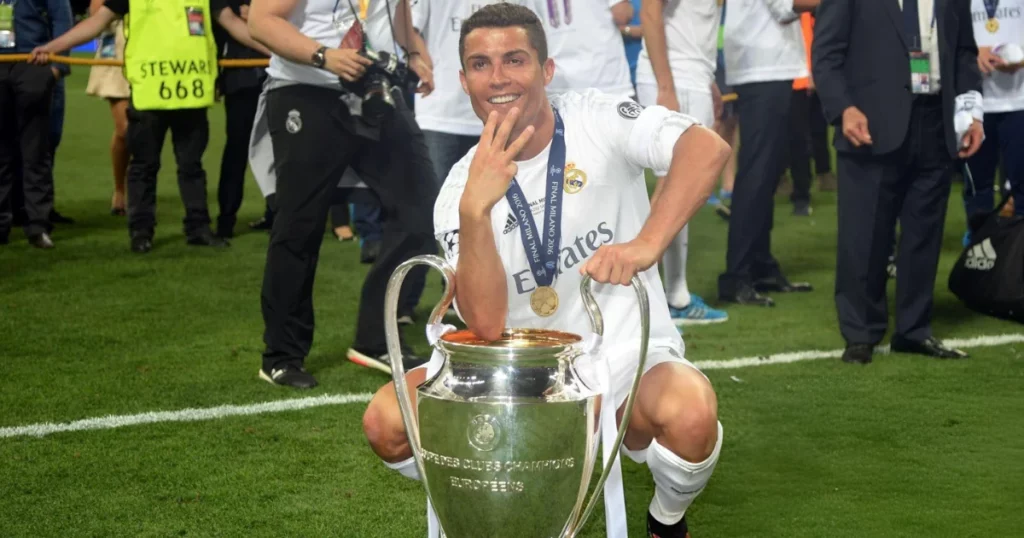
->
[325,47,374,82]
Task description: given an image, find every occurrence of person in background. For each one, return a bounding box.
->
[620,0,642,87]
[85,0,130,215]
[782,11,816,216]
[637,0,730,326]
[718,0,818,307]
[711,0,735,212]
[213,0,271,239]
[0,0,73,249]
[963,0,1023,242]
[813,0,984,363]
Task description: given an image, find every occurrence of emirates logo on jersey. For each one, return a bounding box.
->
[512,221,615,295]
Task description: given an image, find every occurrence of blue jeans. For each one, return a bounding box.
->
[422,130,478,187]
[964,109,1024,222]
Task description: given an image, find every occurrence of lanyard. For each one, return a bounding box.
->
[505,107,567,291]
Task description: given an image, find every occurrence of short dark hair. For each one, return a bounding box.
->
[458,3,549,66]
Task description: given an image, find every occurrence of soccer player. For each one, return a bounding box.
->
[361,4,729,536]
[636,0,730,326]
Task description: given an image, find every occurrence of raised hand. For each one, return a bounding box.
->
[459,108,535,218]
[579,238,660,286]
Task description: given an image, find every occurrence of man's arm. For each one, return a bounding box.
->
[810,0,852,124]
[394,0,433,94]
[953,0,982,96]
[29,5,117,61]
[610,0,633,26]
[640,0,678,111]
[46,0,74,77]
[215,6,272,56]
[454,213,508,341]
[764,0,819,22]
[248,0,371,81]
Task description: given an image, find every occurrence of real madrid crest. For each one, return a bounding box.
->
[467,414,501,452]
[564,162,587,194]
[285,109,302,134]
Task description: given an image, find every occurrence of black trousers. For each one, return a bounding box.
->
[719,80,792,295]
[809,91,831,175]
[261,84,438,371]
[217,87,261,234]
[835,95,952,345]
[125,105,212,238]
[786,89,813,205]
[0,63,55,237]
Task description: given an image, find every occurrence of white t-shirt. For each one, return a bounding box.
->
[971,0,1024,112]
[635,0,719,93]
[411,0,506,136]
[521,0,634,96]
[723,0,807,85]
[266,0,401,88]
[433,89,699,379]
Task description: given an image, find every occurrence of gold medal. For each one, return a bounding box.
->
[530,286,559,317]
[986,18,999,33]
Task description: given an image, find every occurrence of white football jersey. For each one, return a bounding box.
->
[433,89,701,367]
[635,0,720,92]
[970,0,1024,113]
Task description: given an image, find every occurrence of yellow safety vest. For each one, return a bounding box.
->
[123,0,218,110]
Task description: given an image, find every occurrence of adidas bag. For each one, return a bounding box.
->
[948,198,1024,324]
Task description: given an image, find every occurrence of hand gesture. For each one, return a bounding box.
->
[842,106,872,147]
[324,48,373,82]
[958,120,984,159]
[409,54,434,96]
[460,108,535,217]
[579,238,659,286]
[657,88,680,112]
[977,47,1006,75]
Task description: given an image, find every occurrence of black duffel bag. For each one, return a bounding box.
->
[948,195,1024,324]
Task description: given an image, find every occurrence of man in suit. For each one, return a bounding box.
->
[812,0,985,364]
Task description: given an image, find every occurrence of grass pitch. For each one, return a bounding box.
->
[1,73,1022,537]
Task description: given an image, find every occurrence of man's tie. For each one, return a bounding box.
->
[903,0,922,51]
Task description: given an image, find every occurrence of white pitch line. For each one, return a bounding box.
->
[2,333,1022,440]
[0,392,373,439]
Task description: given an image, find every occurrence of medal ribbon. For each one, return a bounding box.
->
[505,107,566,290]
[984,0,1000,20]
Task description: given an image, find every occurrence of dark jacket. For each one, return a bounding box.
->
[214,0,267,95]
[812,0,982,157]
[3,0,72,76]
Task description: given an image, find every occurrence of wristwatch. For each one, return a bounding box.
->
[311,46,327,68]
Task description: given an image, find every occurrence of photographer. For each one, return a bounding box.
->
[248,0,438,388]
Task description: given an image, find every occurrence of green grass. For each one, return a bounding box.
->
[1,73,1023,537]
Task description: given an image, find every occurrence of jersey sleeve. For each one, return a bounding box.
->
[433,153,472,268]
[410,0,427,33]
[580,89,702,177]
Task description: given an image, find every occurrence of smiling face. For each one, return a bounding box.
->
[459,26,555,147]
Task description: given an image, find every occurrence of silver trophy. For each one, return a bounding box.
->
[384,255,650,538]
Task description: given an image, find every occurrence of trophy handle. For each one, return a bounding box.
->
[572,274,650,536]
[384,254,457,514]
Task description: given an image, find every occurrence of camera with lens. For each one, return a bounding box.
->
[340,48,416,122]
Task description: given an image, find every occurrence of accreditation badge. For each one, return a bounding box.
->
[185,6,205,36]
[910,51,932,94]
[99,32,116,59]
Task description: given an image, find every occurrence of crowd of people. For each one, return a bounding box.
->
[2,0,1021,536]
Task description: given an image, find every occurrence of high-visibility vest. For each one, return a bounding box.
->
[123,0,218,110]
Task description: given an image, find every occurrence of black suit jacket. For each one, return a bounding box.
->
[811,0,982,157]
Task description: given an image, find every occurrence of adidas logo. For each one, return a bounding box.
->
[965,238,997,271]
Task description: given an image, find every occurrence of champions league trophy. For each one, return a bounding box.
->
[384,255,650,538]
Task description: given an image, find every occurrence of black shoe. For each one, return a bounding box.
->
[714,203,730,221]
[28,232,54,249]
[216,216,235,239]
[842,343,874,364]
[647,511,689,538]
[49,210,74,224]
[397,310,416,326]
[754,276,813,293]
[248,217,273,231]
[720,282,774,307]
[360,240,381,264]
[0,232,9,245]
[131,235,153,253]
[187,229,230,247]
[346,346,429,374]
[792,201,812,216]
[259,365,318,389]
[891,336,968,359]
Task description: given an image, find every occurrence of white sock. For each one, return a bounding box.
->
[384,456,421,481]
[647,421,723,525]
[662,224,691,308]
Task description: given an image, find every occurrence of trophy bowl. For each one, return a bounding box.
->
[384,255,649,538]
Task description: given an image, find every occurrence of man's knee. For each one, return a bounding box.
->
[657,367,719,462]
[362,369,426,463]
